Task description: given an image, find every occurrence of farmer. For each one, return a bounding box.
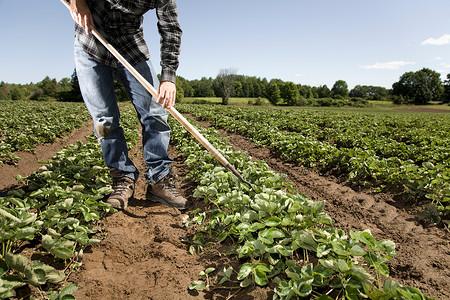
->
[68,0,186,210]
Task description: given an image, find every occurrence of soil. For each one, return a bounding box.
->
[0,120,94,192]
[0,117,448,300]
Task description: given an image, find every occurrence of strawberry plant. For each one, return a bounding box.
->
[168,115,433,299]
[0,104,139,298]
[177,104,450,226]
[0,100,90,165]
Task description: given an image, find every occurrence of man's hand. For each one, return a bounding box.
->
[157,81,177,109]
[70,0,94,35]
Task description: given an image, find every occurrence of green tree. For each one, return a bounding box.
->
[177,76,194,97]
[0,81,10,99]
[441,73,450,102]
[175,76,184,102]
[9,84,27,100]
[316,85,331,98]
[392,68,443,104]
[298,84,313,98]
[39,76,58,100]
[350,85,389,100]
[191,77,215,97]
[280,81,300,105]
[113,78,130,101]
[260,77,268,98]
[233,81,244,97]
[58,77,71,91]
[331,80,349,99]
[349,85,365,98]
[70,70,83,101]
[57,70,83,102]
[266,82,281,105]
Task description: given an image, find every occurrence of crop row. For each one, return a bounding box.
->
[168,115,432,299]
[176,104,450,225]
[0,100,91,165]
[0,105,139,298]
[192,106,449,165]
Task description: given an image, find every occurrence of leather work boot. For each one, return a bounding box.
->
[147,172,188,211]
[106,169,135,210]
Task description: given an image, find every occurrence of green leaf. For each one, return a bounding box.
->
[378,263,390,277]
[350,245,367,256]
[240,278,252,287]
[258,228,285,244]
[377,239,396,257]
[217,267,233,286]
[280,217,294,226]
[264,216,281,227]
[314,296,334,300]
[337,259,350,273]
[350,265,373,281]
[47,227,62,238]
[5,252,44,286]
[97,187,114,194]
[18,213,37,227]
[254,266,268,286]
[319,259,337,271]
[189,280,207,291]
[422,162,435,169]
[285,268,301,281]
[224,266,233,278]
[308,200,325,215]
[217,232,228,242]
[14,227,39,241]
[0,259,8,276]
[292,232,318,252]
[250,222,266,232]
[237,263,253,280]
[397,286,427,300]
[383,279,400,295]
[295,280,312,297]
[0,289,14,299]
[316,244,331,258]
[0,277,26,290]
[350,230,376,247]
[33,261,65,284]
[41,235,74,260]
[58,284,78,298]
[0,208,20,223]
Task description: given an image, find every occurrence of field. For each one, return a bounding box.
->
[0,100,449,299]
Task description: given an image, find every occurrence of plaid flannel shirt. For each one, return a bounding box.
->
[73,0,182,83]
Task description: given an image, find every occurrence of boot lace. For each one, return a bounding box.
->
[165,174,180,197]
[112,177,133,196]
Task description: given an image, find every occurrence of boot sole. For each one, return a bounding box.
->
[106,191,134,210]
[146,193,187,211]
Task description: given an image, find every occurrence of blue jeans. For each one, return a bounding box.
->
[74,39,173,183]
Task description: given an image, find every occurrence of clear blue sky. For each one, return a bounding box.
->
[1,0,450,89]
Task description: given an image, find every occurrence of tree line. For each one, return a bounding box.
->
[1,67,449,106]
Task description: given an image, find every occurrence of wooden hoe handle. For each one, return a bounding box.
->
[59,0,248,183]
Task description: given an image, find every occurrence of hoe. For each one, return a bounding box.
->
[60,0,254,189]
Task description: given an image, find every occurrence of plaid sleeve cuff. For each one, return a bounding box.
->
[160,68,176,83]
